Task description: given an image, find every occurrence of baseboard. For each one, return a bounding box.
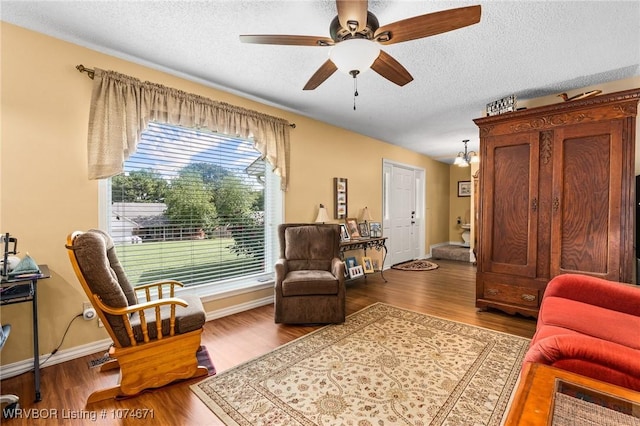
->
[0,338,112,380]
[1,296,275,380]
[205,295,274,321]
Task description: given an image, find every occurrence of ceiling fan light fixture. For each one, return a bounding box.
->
[329,38,380,74]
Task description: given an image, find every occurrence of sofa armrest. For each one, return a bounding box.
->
[543,274,640,316]
[331,258,345,283]
[524,334,640,378]
[274,258,288,286]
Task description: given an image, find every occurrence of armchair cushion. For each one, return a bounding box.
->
[130,294,205,343]
[281,270,340,296]
[97,229,138,306]
[73,230,138,306]
[72,231,131,344]
[284,225,337,271]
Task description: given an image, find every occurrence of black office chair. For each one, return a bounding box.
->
[1,324,19,418]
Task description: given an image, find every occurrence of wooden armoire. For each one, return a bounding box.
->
[474,88,640,318]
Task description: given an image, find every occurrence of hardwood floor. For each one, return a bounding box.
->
[1,260,537,425]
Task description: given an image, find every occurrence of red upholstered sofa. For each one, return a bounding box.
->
[523,273,640,391]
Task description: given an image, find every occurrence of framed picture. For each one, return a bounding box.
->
[334,177,348,219]
[358,222,370,238]
[458,181,471,197]
[339,224,350,242]
[348,265,364,279]
[362,256,374,273]
[369,222,382,238]
[345,256,358,269]
[342,261,349,278]
[486,94,517,116]
[345,218,360,239]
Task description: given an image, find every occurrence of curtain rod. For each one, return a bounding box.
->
[76,64,95,79]
[75,64,296,128]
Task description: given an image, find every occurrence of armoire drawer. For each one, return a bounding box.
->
[483,283,539,307]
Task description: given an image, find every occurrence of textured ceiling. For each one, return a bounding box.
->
[2,1,639,162]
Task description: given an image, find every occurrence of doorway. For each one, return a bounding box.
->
[382,160,425,267]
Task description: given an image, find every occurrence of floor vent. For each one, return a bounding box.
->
[88,354,112,369]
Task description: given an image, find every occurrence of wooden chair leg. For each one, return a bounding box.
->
[193,366,209,378]
[86,385,124,404]
[99,358,119,372]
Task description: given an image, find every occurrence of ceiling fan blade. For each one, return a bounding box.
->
[370,50,413,86]
[240,34,334,46]
[374,5,481,45]
[337,0,368,33]
[303,60,338,90]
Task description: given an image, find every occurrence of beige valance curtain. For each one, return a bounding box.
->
[87,68,291,190]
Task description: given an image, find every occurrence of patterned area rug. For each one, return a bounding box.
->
[191,303,529,425]
[392,259,439,271]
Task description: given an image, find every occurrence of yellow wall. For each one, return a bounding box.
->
[0,23,450,365]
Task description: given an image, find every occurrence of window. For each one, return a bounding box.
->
[101,122,282,295]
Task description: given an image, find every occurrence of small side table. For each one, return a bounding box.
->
[339,237,388,282]
[504,363,640,425]
[1,265,50,402]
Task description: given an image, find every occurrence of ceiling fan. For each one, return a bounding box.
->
[240,1,481,91]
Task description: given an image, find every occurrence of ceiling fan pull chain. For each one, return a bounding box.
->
[351,70,359,110]
[353,76,358,110]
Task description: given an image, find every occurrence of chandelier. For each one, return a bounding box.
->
[454,139,479,167]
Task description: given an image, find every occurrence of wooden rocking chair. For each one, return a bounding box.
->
[66,230,208,404]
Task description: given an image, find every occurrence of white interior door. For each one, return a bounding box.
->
[383,160,425,266]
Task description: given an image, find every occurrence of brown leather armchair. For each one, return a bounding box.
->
[274,223,346,324]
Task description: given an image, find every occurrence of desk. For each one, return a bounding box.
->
[504,363,640,425]
[340,237,388,282]
[1,265,50,402]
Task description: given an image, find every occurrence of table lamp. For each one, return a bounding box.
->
[360,207,372,225]
[315,204,330,224]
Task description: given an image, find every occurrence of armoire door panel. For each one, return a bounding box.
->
[551,121,623,279]
[482,133,539,277]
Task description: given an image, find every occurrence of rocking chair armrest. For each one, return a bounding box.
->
[92,295,189,316]
[134,280,185,301]
[92,295,190,344]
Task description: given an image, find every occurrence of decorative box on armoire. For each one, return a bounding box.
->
[474,88,640,318]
